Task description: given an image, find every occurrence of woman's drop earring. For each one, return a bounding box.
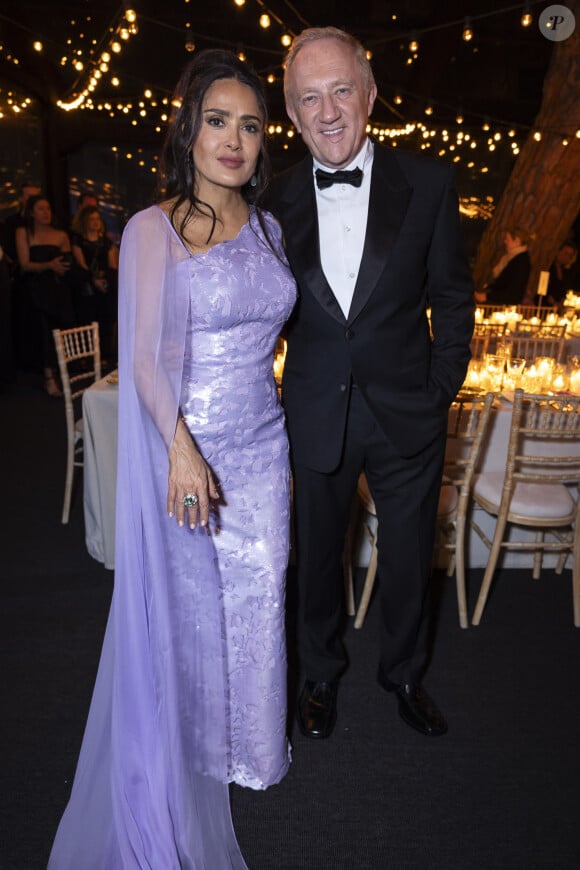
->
[250,175,257,188]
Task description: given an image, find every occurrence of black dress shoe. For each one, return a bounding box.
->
[297,680,338,739]
[393,683,448,736]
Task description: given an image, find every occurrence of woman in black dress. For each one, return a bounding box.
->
[71,206,119,364]
[15,196,74,396]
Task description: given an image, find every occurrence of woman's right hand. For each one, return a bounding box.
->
[167,418,219,528]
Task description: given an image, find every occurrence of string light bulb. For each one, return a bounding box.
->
[259,14,271,29]
[33,40,43,52]
[408,37,419,52]
[281,33,292,47]
[521,3,532,27]
[184,30,195,52]
[462,18,474,41]
[234,0,246,6]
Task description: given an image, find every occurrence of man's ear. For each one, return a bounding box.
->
[367,83,378,117]
[286,101,301,134]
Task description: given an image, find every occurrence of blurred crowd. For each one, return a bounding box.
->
[0,181,119,395]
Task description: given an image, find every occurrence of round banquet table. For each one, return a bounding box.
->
[81,380,578,573]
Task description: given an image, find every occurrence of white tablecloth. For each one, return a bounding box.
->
[81,383,577,572]
[83,376,118,570]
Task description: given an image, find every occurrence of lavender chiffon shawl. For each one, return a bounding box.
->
[48,206,248,869]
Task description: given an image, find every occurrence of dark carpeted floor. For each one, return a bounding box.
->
[1,376,579,869]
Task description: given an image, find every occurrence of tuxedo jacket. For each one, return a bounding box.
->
[264,145,474,469]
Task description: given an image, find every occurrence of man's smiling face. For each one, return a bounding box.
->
[285,37,377,169]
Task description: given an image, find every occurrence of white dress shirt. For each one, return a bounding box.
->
[313,138,374,318]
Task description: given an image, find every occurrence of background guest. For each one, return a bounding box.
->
[1,180,41,274]
[1,180,41,374]
[15,195,74,396]
[71,205,119,366]
[540,240,578,308]
[475,226,532,305]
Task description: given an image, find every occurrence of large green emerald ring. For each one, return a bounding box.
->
[183,493,198,507]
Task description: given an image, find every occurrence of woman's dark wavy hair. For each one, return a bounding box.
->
[157,49,273,247]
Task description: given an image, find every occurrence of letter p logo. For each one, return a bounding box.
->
[539,5,576,41]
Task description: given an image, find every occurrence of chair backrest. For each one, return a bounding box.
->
[503,330,566,363]
[506,389,580,487]
[445,392,495,499]
[470,322,507,359]
[476,304,558,322]
[53,322,101,423]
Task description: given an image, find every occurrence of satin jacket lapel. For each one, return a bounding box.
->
[348,148,412,325]
[280,159,346,325]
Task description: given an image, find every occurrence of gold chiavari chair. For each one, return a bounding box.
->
[471,389,580,627]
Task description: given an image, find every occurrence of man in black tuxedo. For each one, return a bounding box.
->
[265,27,473,738]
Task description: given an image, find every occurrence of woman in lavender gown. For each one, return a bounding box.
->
[48,50,296,868]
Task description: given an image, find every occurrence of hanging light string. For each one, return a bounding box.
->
[0,1,576,150]
[366,0,546,49]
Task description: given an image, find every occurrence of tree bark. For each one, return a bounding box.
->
[472,0,580,298]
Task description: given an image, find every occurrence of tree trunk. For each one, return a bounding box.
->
[472,0,580,298]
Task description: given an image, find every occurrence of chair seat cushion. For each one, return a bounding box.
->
[473,472,575,519]
[437,483,458,518]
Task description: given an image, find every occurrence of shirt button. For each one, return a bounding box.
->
[345,226,351,232]
[348,272,355,279]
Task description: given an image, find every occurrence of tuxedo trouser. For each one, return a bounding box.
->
[291,385,446,687]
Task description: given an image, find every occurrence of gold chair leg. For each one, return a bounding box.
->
[454,515,468,629]
[573,536,580,628]
[343,522,355,617]
[532,531,544,579]
[472,513,508,625]
[61,445,75,524]
[354,530,378,629]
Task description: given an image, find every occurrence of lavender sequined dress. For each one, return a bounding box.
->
[179,209,296,788]
[48,206,296,869]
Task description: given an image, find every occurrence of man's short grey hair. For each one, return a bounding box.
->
[283,27,375,104]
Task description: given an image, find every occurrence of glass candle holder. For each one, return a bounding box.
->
[569,367,580,395]
[482,354,505,392]
[503,357,526,390]
[535,356,556,391]
[464,359,482,390]
[551,364,569,393]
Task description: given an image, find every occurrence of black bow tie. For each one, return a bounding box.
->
[315,167,363,190]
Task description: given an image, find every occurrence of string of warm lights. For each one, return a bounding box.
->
[1,0,578,175]
[0,84,33,119]
[57,5,139,111]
